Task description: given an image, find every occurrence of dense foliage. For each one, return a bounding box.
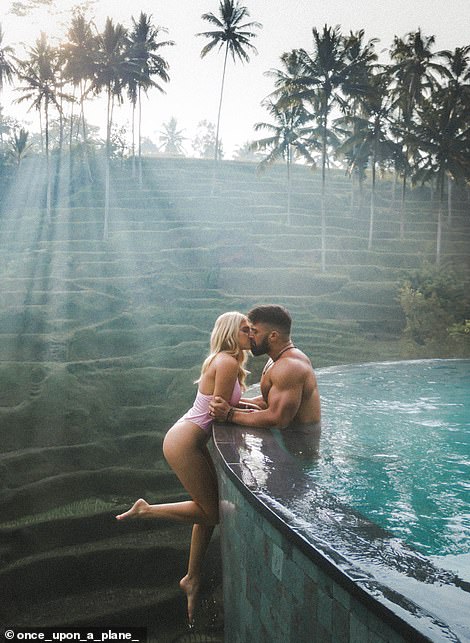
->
[398,263,470,355]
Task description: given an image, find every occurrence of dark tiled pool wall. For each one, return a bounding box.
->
[213,424,470,643]
[218,464,407,643]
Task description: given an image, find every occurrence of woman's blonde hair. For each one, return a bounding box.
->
[198,311,249,389]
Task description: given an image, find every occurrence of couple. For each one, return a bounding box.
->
[116,305,321,623]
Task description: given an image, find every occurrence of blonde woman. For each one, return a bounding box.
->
[116,312,251,623]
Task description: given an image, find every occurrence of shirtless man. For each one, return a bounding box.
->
[209,305,321,429]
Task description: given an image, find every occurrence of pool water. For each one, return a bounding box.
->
[308,360,470,558]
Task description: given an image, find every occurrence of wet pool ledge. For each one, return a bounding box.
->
[212,424,470,643]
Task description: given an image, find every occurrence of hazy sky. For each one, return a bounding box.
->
[2,0,470,156]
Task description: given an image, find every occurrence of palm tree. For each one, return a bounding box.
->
[61,11,97,177]
[159,117,186,155]
[287,25,354,271]
[259,51,323,223]
[439,45,470,221]
[252,100,317,226]
[0,24,15,93]
[337,72,396,249]
[388,29,447,239]
[16,32,67,218]
[92,18,136,240]
[9,127,31,166]
[197,0,261,162]
[0,27,15,153]
[440,45,470,100]
[0,106,11,151]
[390,30,446,117]
[411,95,470,264]
[192,119,222,158]
[265,49,304,99]
[340,30,379,214]
[127,12,174,184]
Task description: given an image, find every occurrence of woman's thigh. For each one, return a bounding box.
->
[163,422,219,517]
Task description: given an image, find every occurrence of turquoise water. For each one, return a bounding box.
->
[308,360,470,557]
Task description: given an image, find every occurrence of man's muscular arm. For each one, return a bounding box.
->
[211,361,303,429]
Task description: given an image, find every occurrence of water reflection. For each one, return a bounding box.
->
[308,360,470,557]
[275,422,321,461]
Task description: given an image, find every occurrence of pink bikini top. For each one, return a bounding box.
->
[177,379,242,431]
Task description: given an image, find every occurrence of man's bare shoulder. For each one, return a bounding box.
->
[292,348,313,366]
[283,348,313,370]
[271,350,313,383]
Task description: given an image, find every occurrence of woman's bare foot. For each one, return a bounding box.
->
[179,573,200,624]
[116,498,149,520]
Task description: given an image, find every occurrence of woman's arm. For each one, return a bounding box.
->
[212,353,240,403]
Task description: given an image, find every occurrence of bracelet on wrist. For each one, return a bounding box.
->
[226,407,235,423]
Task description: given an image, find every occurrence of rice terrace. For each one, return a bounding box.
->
[0,153,468,637]
[0,1,469,641]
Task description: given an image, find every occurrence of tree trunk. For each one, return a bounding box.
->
[214,43,229,163]
[358,175,365,212]
[349,171,356,216]
[45,102,51,221]
[58,92,64,154]
[436,174,444,265]
[286,144,292,226]
[104,88,112,241]
[39,109,44,154]
[390,168,397,212]
[79,81,92,183]
[131,101,136,179]
[320,110,327,272]
[430,176,435,215]
[447,175,452,225]
[69,86,76,153]
[368,147,377,250]
[400,171,407,240]
[80,104,92,183]
[138,86,143,188]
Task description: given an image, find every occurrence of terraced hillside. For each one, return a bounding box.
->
[0,156,468,637]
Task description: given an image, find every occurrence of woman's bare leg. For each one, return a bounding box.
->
[116,422,219,525]
[115,497,213,523]
[116,421,219,622]
[180,523,215,623]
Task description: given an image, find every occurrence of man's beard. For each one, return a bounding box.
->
[250,335,270,356]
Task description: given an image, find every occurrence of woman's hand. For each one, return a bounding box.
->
[237,402,262,411]
[239,395,267,410]
[209,396,231,422]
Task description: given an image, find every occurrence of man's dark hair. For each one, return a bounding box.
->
[247,305,292,336]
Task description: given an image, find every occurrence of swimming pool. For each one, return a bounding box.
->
[306,359,470,559]
[213,359,470,642]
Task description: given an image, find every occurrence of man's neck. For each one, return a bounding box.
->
[267,340,295,362]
